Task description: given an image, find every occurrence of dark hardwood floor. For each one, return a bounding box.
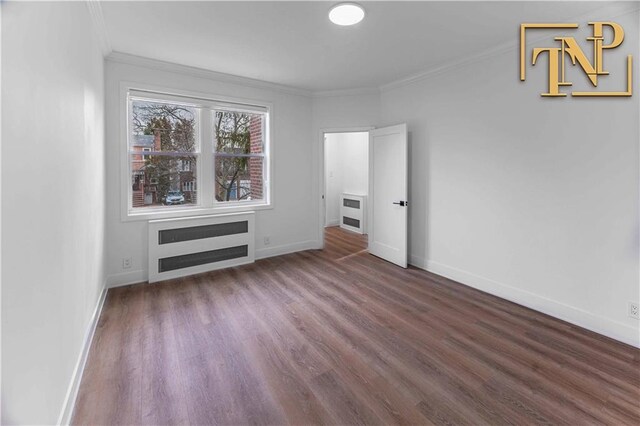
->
[72,226,640,425]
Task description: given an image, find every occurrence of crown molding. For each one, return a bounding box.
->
[85,0,112,57]
[312,86,380,98]
[106,50,379,99]
[380,38,516,93]
[106,51,313,97]
[381,1,640,93]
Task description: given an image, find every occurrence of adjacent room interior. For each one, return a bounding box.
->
[1,1,639,425]
[324,130,369,251]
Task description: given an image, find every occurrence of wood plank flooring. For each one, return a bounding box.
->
[72,226,640,425]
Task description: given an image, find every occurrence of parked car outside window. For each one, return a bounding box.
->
[164,190,185,205]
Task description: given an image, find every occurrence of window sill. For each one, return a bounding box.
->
[121,202,273,222]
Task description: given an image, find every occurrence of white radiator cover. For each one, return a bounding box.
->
[148,212,255,283]
[340,193,366,234]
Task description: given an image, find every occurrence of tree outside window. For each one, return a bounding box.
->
[214,111,265,202]
[128,93,269,213]
[131,101,197,207]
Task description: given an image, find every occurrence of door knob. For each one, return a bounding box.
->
[392,201,408,207]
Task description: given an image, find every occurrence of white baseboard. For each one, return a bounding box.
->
[106,269,147,288]
[105,241,321,287]
[325,220,339,227]
[409,255,640,348]
[408,254,428,270]
[256,240,321,260]
[57,283,108,425]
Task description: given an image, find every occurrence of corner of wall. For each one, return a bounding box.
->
[106,269,147,289]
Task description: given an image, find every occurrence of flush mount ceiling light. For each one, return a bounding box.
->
[329,3,365,26]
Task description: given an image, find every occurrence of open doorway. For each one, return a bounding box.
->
[322,130,369,258]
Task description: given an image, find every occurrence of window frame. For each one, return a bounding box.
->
[120,82,274,222]
[213,109,267,204]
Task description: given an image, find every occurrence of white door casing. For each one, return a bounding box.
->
[368,123,408,268]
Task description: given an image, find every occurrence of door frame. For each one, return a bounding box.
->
[317,126,374,250]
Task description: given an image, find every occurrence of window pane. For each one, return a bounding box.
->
[214,111,264,155]
[214,156,264,202]
[131,154,197,208]
[131,100,197,153]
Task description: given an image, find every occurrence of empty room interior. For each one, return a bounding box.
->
[2,1,640,424]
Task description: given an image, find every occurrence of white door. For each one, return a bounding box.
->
[368,123,408,267]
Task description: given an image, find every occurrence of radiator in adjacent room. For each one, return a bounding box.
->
[340,193,366,234]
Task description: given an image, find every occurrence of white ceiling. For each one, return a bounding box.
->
[101,1,616,92]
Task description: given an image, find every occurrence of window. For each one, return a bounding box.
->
[214,111,265,202]
[125,88,271,218]
[129,98,198,209]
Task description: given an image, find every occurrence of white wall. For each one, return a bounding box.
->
[324,132,368,226]
[312,91,380,132]
[1,2,106,423]
[341,133,369,197]
[379,10,640,346]
[325,134,344,226]
[105,58,316,286]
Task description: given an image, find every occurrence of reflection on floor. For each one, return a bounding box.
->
[321,225,368,261]
[72,225,640,425]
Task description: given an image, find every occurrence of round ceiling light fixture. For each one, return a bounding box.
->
[329,3,365,26]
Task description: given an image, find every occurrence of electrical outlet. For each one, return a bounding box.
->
[629,302,639,320]
[122,257,132,270]
[264,236,270,246]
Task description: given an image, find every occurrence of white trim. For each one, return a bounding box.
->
[123,81,276,114]
[318,127,374,248]
[325,219,340,227]
[129,89,269,113]
[123,203,273,223]
[312,86,380,98]
[321,127,376,134]
[107,52,311,97]
[57,284,108,425]
[200,108,214,213]
[380,39,516,92]
[106,269,147,288]
[119,82,274,222]
[408,254,428,270]
[85,0,112,57]
[409,256,640,349]
[256,240,321,260]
